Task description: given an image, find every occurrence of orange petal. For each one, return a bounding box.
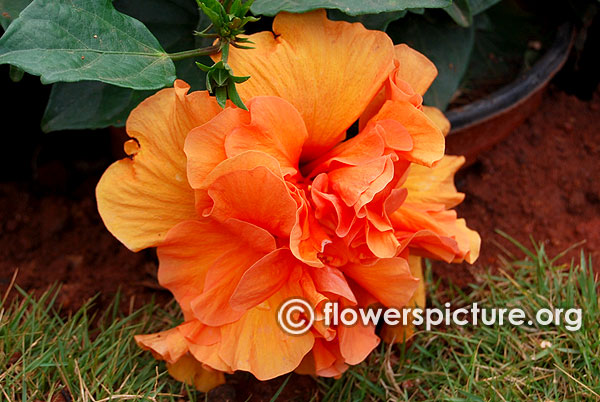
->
[188,342,234,374]
[338,319,380,365]
[404,155,465,208]
[407,255,426,308]
[224,97,307,175]
[289,190,332,267]
[454,218,481,264]
[369,100,445,167]
[96,80,221,251]
[423,105,451,136]
[370,119,414,151]
[178,320,220,347]
[397,229,460,263]
[295,338,348,377]
[343,258,419,307]
[392,203,480,263]
[201,151,283,190]
[394,44,438,96]
[217,283,315,380]
[303,128,385,176]
[230,248,300,311]
[185,107,249,190]
[328,157,390,207]
[226,10,395,161]
[157,219,275,319]
[166,353,225,392]
[135,327,188,364]
[188,225,279,326]
[312,339,349,377]
[365,224,400,259]
[206,166,298,237]
[359,45,437,128]
[381,254,425,343]
[308,265,357,304]
[189,250,254,326]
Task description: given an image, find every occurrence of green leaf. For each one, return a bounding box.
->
[41,82,153,131]
[387,14,475,110]
[327,9,407,31]
[114,0,212,91]
[41,0,210,132]
[444,0,472,27]
[468,0,502,15]
[0,0,31,29]
[251,0,451,16]
[0,0,175,90]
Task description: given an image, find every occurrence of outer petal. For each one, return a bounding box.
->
[166,354,226,392]
[226,10,395,161]
[157,219,276,319]
[394,44,438,96]
[359,44,438,129]
[135,329,226,392]
[342,258,419,307]
[135,327,188,364]
[404,155,465,208]
[338,321,380,365]
[96,80,221,251]
[308,265,357,303]
[296,338,349,378]
[423,106,451,136]
[189,247,267,326]
[216,282,315,380]
[392,203,481,263]
[380,255,425,343]
[229,248,300,311]
[370,100,445,167]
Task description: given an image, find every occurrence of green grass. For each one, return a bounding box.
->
[0,288,195,401]
[318,240,599,401]
[1,239,598,401]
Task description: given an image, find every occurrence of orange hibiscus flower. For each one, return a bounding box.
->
[96,10,479,390]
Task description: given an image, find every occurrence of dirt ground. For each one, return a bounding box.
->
[1,84,598,401]
[436,85,600,287]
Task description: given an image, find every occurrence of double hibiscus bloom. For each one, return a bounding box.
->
[96,10,480,391]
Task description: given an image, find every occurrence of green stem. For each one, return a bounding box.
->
[168,45,221,61]
[221,40,230,63]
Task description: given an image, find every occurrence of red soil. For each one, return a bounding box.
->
[434,85,600,287]
[1,85,598,401]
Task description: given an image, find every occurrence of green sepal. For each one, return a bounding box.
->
[215,85,228,108]
[227,79,247,110]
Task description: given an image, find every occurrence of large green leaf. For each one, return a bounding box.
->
[443,0,500,26]
[42,0,210,132]
[387,14,475,110]
[251,0,451,16]
[0,0,31,29]
[41,82,153,131]
[444,0,472,27]
[327,9,407,31]
[468,0,502,15]
[0,0,176,90]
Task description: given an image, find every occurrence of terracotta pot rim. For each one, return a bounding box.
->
[445,21,575,134]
